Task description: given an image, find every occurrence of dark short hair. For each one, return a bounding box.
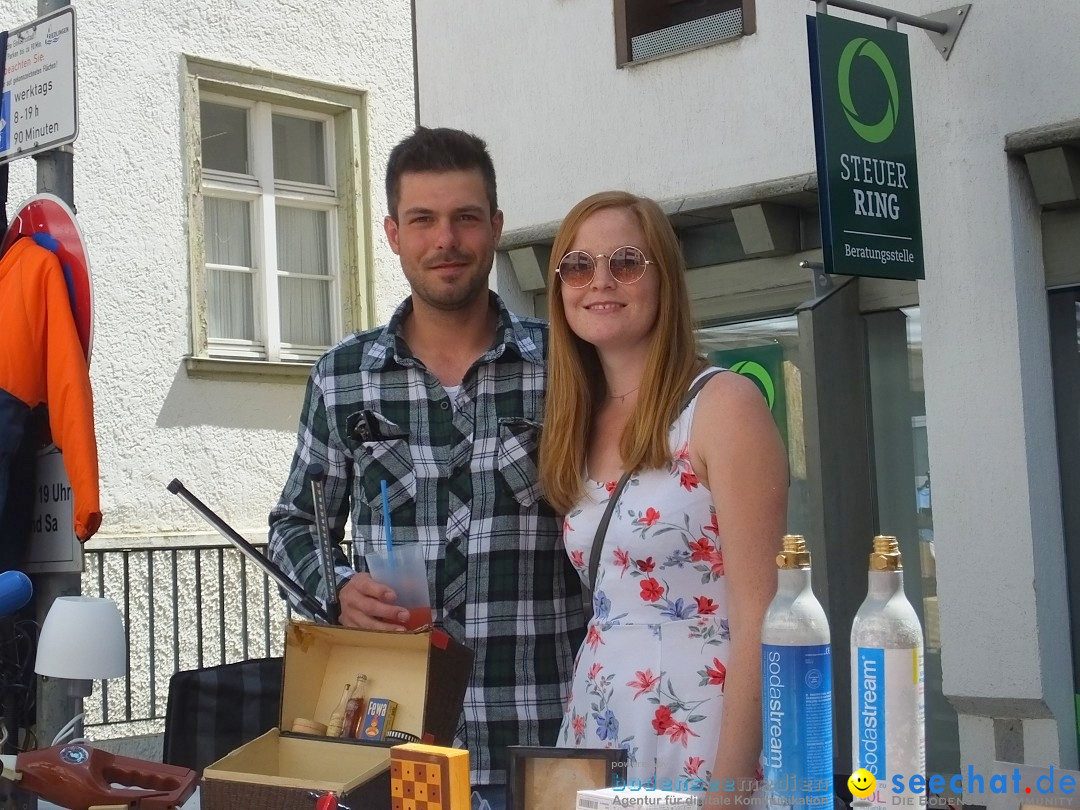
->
[385,127,498,220]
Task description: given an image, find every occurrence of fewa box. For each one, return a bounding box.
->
[201,621,473,810]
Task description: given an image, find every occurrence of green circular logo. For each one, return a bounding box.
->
[730,361,776,410]
[837,37,899,144]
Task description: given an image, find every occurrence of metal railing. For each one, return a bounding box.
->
[82,540,291,738]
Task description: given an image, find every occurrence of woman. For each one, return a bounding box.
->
[539,191,788,797]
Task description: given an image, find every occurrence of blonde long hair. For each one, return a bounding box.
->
[539,191,706,514]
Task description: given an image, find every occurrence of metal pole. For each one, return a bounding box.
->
[34,0,74,207]
[816,0,949,34]
[35,144,74,208]
[34,0,83,762]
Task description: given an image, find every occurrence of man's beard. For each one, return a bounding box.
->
[410,251,492,312]
[412,269,491,311]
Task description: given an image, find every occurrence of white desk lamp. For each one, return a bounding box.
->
[35,596,127,745]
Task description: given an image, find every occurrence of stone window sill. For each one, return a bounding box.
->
[184,356,312,383]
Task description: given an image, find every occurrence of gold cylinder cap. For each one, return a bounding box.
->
[869,535,903,571]
[776,534,811,569]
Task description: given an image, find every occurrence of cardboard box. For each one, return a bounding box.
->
[201,621,473,810]
[359,698,398,742]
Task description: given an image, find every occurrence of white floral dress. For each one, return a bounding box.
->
[558,371,737,790]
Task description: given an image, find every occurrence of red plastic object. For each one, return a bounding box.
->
[429,629,449,649]
[15,744,197,810]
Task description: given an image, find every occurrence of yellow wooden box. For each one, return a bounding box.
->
[390,743,470,810]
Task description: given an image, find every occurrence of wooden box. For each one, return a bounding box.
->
[201,621,472,810]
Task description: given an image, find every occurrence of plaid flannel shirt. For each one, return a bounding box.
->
[268,292,585,787]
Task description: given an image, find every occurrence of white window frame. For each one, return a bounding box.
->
[182,56,372,380]
[202,94,341,363]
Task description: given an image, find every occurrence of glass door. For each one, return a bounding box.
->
[866,306,959,778]
[697,314,809,536]
[1048,289,1080,756]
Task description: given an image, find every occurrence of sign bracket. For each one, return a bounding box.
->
[797,264,856,311]
[814,0,971,60]
[799,260,833,300]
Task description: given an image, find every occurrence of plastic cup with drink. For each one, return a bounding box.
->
[365,480,432,631]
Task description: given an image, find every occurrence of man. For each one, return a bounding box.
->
[268,127,584,809]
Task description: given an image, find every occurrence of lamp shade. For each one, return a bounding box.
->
[35,596,127,680]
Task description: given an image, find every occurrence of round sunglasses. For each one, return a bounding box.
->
[556,245,653,288]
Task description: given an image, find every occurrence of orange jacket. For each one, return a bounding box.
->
[0,238,100,541]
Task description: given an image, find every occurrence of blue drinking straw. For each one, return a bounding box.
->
[380,479,395,562]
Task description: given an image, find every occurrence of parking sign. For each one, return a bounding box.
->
[1,6,77,164]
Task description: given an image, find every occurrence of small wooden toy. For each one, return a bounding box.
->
[390,743,469,810]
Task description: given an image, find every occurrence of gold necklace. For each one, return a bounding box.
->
[606,385,640,402]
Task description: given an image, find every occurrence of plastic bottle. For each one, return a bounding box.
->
[761,535,833,810]
[325,684,352,738]
[850,535,925,809]
[343,673,370,739]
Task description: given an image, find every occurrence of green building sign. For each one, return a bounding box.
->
[710,344,788,448]
[808,13,924,280]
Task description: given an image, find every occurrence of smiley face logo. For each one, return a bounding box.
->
[848,769,877,799]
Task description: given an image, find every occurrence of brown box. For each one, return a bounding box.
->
[201,621,473,810]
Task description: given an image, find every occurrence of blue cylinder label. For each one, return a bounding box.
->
[762,643,834,809]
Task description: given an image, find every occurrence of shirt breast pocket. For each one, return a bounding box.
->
[497,417,543,509]
[348,411,416,516]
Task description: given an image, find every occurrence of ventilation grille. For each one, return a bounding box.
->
[631,7,744,62]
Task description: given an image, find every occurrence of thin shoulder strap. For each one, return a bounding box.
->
[587,369,725,593]
[678,368,725,425]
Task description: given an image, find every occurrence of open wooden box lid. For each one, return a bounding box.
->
[280,621,472,746]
